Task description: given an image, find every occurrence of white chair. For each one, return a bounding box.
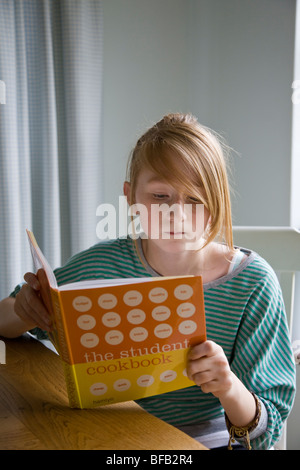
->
[232,226,300,450]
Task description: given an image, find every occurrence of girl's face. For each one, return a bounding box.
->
[124,167,211,253]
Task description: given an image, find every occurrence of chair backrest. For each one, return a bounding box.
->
[232,226,300,450]
[232,226,300,334]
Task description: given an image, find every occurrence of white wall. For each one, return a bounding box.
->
[102,0,189,208]
[187,0,296,226]
[102,0,296,227]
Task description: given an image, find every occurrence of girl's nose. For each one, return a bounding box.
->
[170,197,188,221]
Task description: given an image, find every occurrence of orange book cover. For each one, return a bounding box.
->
[27,230,206,409]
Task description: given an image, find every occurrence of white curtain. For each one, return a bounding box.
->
[0,0,103,299]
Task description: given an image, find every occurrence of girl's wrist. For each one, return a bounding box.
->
[225,392,262,450]
[218,372,257,428]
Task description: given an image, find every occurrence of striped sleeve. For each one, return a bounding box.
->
[230,262,296,449]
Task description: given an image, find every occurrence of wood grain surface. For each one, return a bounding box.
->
[0,335,207,450]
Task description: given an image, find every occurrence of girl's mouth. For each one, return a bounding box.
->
[163,231,185,237]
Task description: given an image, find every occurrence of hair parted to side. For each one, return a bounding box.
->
[126,112,234,251]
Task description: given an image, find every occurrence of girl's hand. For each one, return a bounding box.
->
[14,269,53,332]
[187,340,234,399]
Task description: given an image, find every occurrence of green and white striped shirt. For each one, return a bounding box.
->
[11,237,296,449]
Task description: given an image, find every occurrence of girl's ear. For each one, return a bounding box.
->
[123,181,131,204]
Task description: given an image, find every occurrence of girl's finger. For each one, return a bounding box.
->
[16,284,52,331]
[24,272,40,291]
[188,340,218,360]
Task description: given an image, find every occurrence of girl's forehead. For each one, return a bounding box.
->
[136,151,195,182]
[137,168,169,185]
[135,167,206,199]
[133,148,206,195]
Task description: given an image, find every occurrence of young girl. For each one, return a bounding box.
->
[0,113,296,450]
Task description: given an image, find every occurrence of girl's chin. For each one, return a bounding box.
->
[143,236,203,252]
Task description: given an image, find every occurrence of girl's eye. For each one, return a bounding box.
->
[186,196,201,203]
[153,194,169,200]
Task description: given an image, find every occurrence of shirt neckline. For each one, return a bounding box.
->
[135,237,256,291]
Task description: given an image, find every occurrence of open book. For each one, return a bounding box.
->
[27,230,206,408]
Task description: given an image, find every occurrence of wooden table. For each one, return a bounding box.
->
[0,335,207,450]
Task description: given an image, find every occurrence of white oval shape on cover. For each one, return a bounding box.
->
[154,323,173,339]
[160,370,177,382]
[113,379,131,392]
[98,293,118,310]
[137,375,155,387]
[80,332,100,348]
[151,305,171,322]
[178,320,197,335]
[105,329,124,345]
[123,290,143,306]
[149,287,168,303]
[102,311,121,328]
[90,383,107,396]
[174,284,194,300]
[127,308,146,325]
[77,314,96,331]
[129,327,148,342]
[176,302,196,318]
[73,296,92,312]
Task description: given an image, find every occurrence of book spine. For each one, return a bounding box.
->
[50,289,82,408]
[50,289,72,363]
[62,362,82,409]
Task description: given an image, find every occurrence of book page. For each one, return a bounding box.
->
[26,230,58,289]
[59,276,192,291]
[26,230,60,350]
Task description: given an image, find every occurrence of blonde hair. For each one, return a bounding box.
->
[127,113,234,251]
